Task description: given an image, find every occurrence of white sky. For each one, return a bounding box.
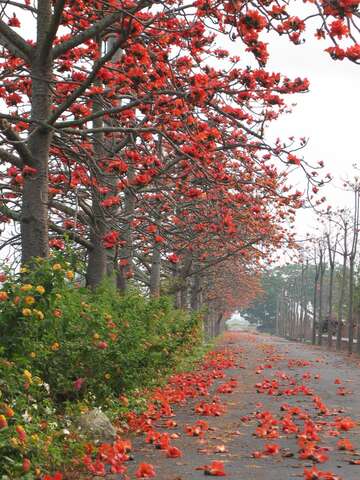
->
[266,32,360,237]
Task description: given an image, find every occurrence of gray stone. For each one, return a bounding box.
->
[76,408,116,443]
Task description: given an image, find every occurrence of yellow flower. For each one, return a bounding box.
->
[31,434,39,443]
[52,263,62,271]
[5,406,14,418]
[20,267,29,274]
[66,271,74,280]
[55,293,62,300]
[25,296,35,305]
[51,342,60,351]
[35,285,45,294]
[33,376,43,386]
[23,370,32,383]
[93,333,100,340]
[20,284,32,292]
[10,437,18,447]
[30,352,36,358]
[104,373,111,380]
[33,310,44,320]
[22,308,32,317]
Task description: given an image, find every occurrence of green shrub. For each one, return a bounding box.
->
[0,257,202,404]
[0,255,203,477]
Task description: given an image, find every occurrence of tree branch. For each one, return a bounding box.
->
[0,119,34,166]
[0,147,23,168]
[0,19,33,61]
[0,204,93,250]
[48,35,128,124]
[39,0,66,59]
[0,1,37,13]
[52,0,150,59]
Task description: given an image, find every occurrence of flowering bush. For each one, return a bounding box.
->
[0,257,203,478]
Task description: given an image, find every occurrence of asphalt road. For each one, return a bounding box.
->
[124,332,360,480]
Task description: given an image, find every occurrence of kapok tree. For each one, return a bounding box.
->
[0,0,343,274]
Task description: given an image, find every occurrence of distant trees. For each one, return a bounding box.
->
[268,183,360,352]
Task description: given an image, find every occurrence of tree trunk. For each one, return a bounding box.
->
[149,242,161,297]
[317,252,325,346]
[117,176,135,293]
[191,273,202,311]
[348,189,359,354]
[348,257,355,354]
[86,71,108,288]
[327,263,335,348]
[21,1,52,263]
[180,279,188,309]
[312,267,319,345]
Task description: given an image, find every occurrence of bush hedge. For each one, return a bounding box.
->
[0,256,203,478]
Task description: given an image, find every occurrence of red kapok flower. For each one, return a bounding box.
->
[166,446,183,458]
[135,463,156,478]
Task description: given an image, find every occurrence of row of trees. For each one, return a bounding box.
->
[253,185,360,353]
[0,0,359,332]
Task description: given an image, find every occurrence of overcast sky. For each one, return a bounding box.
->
[266,31,360,237]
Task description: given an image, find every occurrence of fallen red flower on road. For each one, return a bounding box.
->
[197,460,226,476]
[166,446,183,458]
[136,463,156,478]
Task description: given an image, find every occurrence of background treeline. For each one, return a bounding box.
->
[245,187,360,354]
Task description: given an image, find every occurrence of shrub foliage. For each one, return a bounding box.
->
[0,257,203,478]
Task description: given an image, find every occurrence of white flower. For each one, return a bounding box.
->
[22,410,32,423]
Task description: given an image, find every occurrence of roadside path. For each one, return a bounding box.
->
[123,332,360,480]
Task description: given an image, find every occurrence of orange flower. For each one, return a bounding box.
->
[197,461,226,476]
[0,291,8,301]
[5,406,14,418]
[166,446,182,458]
[135,463,156,478]
[16,425,27,443]
[0,414,8,429]
[337,438,354,451]
[25,295,35,305]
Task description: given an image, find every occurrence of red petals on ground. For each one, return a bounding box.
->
[335,417,357,431]
[185,419,209,436]
[136,463,156,478]
[264,443,280,455]
[197,461,226,476]
[166,446,183,458]
[303,466,340,479]
[195,400,226,416]
[337,438,354,451]
[216,379,237,394]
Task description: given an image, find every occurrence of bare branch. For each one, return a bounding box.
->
[0,119,34,166]
[0,19,33,61]
[0,147,23,168]
[0,204,93,250]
